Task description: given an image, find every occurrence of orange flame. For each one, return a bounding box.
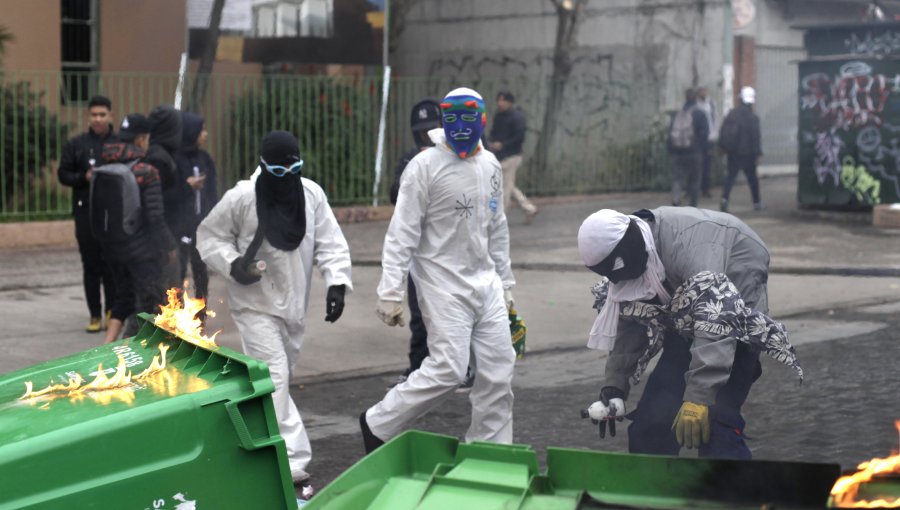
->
[20,344,170,405]
[153,285,218,349]
[830,420,900,507]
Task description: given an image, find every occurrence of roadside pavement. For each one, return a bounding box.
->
[3,174,900,380]
[2,173,900,489]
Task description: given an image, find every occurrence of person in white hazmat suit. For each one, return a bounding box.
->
[360,88,516,452]
[196,130,352,483]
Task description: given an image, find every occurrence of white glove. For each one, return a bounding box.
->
[376,299,405,327]
[503,289,515,311]
[586,397,625,422]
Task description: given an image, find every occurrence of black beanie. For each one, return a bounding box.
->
[261,131,301,167]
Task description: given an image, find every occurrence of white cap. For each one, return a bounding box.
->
[444,87,483,101]
[577,209,630,266]
[740,86,756,104]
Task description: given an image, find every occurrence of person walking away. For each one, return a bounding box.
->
[56,95,118,332]
[718,86,764,212]
[172,112,218,305]
[577,207,801,459]
[94,114,178,343]
[362,87,516,453]
[489,91,537,223]
[696,86,718,198]
[197,131,353,486]
[389,99,441,386]
[667,89,710,207]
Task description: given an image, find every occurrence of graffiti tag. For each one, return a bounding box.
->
[845,31,900,57]
[841,156,881,205]
[813,132,844,186]
[800,62,898,130]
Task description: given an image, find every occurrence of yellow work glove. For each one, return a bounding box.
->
[672,401,710,449]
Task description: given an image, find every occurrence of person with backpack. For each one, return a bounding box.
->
[718,86,764,213]
[667,89,710,207]
[196,130,353,486]
[95,114,178,344]
[171,112,218,305]
[56,95,118,333]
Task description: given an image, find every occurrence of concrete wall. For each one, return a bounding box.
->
[0,0,61,71]
[99,0,187,73]
[393,0,730,113]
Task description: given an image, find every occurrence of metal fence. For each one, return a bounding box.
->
[0,70,670,222]
[756,45,807,165]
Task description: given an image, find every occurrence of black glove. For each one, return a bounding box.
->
[598,386,626,439]
[230,257,261,286]
[325,284,346,323]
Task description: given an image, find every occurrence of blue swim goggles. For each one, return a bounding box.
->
[260,157,304,177]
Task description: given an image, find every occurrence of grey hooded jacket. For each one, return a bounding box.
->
[603,206,770,405]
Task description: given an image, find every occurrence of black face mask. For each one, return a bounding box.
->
[586,220,649,283]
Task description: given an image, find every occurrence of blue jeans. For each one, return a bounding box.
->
[627,331,762,459]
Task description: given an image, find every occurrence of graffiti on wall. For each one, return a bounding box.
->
[840,155,881,205]
[845,31,900,57]
[799,60,900,204]
[800,61,897,131]
[813,131,843,186]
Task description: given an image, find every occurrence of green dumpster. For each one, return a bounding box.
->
[305,430,841,510]
[0,313,298,510]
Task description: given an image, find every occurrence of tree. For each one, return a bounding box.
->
[0,24,13,68]
[188,0,226,112]
[535,0,588,174]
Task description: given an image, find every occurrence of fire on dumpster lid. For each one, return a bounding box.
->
[830,419,900,508]
[19,344,170,405]
[153,285,219,349]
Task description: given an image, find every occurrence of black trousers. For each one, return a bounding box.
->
[701,146,713,195]
[109,257,168,338]
[722,155,761,204]
[407,277,429,372]
[627,332,762,459]
[178,237,210,300]
[73,207,116,318]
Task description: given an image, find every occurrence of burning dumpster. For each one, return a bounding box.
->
[0,311,298,510]
[304,430,842,510]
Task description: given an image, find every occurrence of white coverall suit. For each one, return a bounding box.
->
[367,129,516,443]
[196,169,352,480]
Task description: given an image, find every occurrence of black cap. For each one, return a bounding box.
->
[118,114,151,142]
[410,99,441,132]
[261,130,301,166]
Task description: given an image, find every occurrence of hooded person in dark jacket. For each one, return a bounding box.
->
[146,105,183,288]
[719,86,764,212]
[98,114,178,343]
[172,111,219,301]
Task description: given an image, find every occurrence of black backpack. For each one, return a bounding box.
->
[90,161,142,244]
[718,111,740,153]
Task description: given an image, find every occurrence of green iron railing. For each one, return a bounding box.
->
[0,70,671,222]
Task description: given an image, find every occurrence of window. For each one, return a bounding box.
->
[61,0,98,103]
[252,0,333,38]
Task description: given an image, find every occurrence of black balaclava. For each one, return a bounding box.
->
[256,131,306,251]
[589,220,649,283]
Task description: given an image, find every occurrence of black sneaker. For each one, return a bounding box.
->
[360,411,385,454]
[720,198,729,212]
